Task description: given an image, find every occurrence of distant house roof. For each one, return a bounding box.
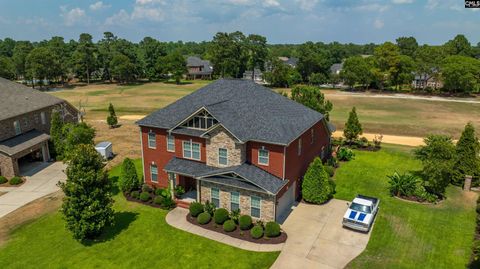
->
[0,130,50,156]
[330,63,343,74]
[0,77,65,121]
[243,68,263,77]
[137,79,326,145]
[164,157,288,194]
[186,56,213,75]
[277,57,298,67]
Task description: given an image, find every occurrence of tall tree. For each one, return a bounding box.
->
[160,50,187,84]
[0,56,15,79]
[290,85,333,120]
[263,57,292,87]
[0,38,15,57]
[396,36,418,57]
[59,144,114,241]
[97,32,118,82]
[107,103,118,128]
[12,41,33,79]
[208,31,247,78]
[246,34,268,80]
[25,47,60,87]
[71,33,97,84]
[110,53,136,83]
[297,42,332,81]
[343,107,363,141]
[441,55,480,93]
[138,36,165,81]
[444,34,472,56]
[340,56,372,89]
[47,36,69,83]
[414,45,445,89]
[373,42,401,89]
[50,111,65,160]
[452,123,480,184]
[391,55,416,89]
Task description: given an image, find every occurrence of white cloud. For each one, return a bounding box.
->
[392,0,413,4]
[131,5,166,21]
[357,3,389,12]
[60,7,86,26]
[295,0,318,11]
[135,0,165,5]
[373,18,384,29]
[226,0,253,5]
[263,0,280,8]
[90,1,110,11]
[105,9,131,25]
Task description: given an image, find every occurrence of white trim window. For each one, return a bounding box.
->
[251,196,261,218]
[298,138,302,156]
[258,147,269,165]
[218,148,228,165]
[311,129,314,144]
[13,120,21,135]
[148,131,156,149]
[183,140,201,160]
[211,188,220,208]
[167,135,175,152]
[40,112,46,125]
[231,191,240,211]
[150,164,158,182]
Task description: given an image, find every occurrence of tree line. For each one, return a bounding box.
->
[0,32,479,93]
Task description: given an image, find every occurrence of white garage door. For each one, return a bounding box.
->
[276,181,295,221]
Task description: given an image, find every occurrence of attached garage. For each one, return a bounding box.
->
[276,181,296,222]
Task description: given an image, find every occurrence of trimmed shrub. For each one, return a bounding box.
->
[265,221,281,237]
[161,197,176,209]
[324,165,335,177]
[153,196,164,205]
[139,192,151,202]
[239,215,253,230]
[302,157,335,204]
[337,147,355,161]
[154,188,165,196]
[9,176,23,185]
[142,184,153,193]
[0,176,7,184]
[214,208,229,224]
[203,201,216,215]
[198,212,211,225]
[189,202,204,217]
[251,225,264,239]
[119,158,139,192]
[130,190,140,199]
[223,220,236,232]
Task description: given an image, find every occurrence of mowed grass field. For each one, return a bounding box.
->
[334,144,477,269]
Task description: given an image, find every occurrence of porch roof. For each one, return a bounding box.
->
[164,157,288,195]
[0,130,50,156]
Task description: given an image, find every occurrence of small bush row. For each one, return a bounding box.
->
[127,184,175,209]
[0,176,23,185]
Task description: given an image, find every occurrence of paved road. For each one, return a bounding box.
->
[325,91,480,104]
[0,162,66,219]
[271,200,371,269]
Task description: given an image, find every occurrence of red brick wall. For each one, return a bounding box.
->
[246,141,285,179]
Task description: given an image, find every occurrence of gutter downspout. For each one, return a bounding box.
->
[282,146,286,180]
[139,127,146,183]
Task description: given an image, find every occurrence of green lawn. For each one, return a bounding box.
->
[334,145,477,269]
[0,159,279,269]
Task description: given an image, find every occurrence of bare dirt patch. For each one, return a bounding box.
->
[332,131,424,147]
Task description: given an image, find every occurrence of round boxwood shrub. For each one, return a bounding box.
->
[0,176,7,184]
[153,195,164,205]
[189,202,204,217]
[197,212,211,225]
[9,176,23,185]
[214,208,229,224]
[239,215,252,230]
[265,221,281,237]
[142,184,153,193]
[250,225,263,239]
[139,192,151,202]
[130,190,140,199]
[223,220,236,232]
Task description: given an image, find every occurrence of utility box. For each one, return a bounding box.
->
[95,141,113,159]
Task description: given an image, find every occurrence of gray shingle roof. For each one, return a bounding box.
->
[163,157,287,194]
[0,129,50,156]
[137,79,325,145]
[186,56,213,75]
[0,77,64,121]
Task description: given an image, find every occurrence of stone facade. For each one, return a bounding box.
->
[199,180,275,221]
[206,126,246,168]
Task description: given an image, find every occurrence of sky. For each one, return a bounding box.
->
[0,0,478,45]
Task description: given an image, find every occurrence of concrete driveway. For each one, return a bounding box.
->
[0,162,66,219]
[271,199,371,269]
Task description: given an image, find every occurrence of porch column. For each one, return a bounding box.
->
[41,142,50,162]
[196,179,200,202]
[169,173,176,198]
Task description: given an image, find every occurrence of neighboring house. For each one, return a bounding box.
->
[186,56,213,80]
[412,73,443,90]
[137,79,333,221]
[330,63,344,75]
[278,57,299,68]
[0,77,79,178]
[243,69,265,84]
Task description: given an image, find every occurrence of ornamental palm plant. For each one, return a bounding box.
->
[388,172,419,197]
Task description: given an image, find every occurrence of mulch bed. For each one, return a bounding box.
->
[186,213,287,244]
[123,192,175,209]
[393,195,440,205]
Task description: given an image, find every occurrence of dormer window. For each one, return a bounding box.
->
[182,110,218,130]
[258,147,269,166]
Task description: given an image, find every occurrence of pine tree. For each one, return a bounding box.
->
[59,144,114,241]
[343,107,363,142]
[106,103,118,128]
[302,157,335,204]
[50,111,64,160]
[119,158,140,192]
[453,123,480,184]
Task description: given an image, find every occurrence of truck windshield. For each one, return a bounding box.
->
[350,203,371,213]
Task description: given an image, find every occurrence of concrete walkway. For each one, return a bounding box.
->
[271,200,371,269]
[0,162,66,219]
[166,207,284,252]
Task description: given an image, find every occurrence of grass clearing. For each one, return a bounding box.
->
[0,159,279,269]
[334,145,477,268]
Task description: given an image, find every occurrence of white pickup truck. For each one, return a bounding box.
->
[342,195,379,232]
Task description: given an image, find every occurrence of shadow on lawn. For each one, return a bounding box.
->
[82,211,138,246]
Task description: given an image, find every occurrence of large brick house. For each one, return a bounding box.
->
[0,77,79,178]
[137,79,332,221]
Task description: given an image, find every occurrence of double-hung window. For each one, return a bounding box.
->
[218,148,228,165]
[258,148,269,165]
[298,138,302,156]
[148,131,156,148]
[40,112,46,125]
[150,164,158,182]
[230,192,239,211]
[183,140,201,160]
[13,120,21,135]
[251,196,261,218]
[211,188,220,208]
[167,135,175,152]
